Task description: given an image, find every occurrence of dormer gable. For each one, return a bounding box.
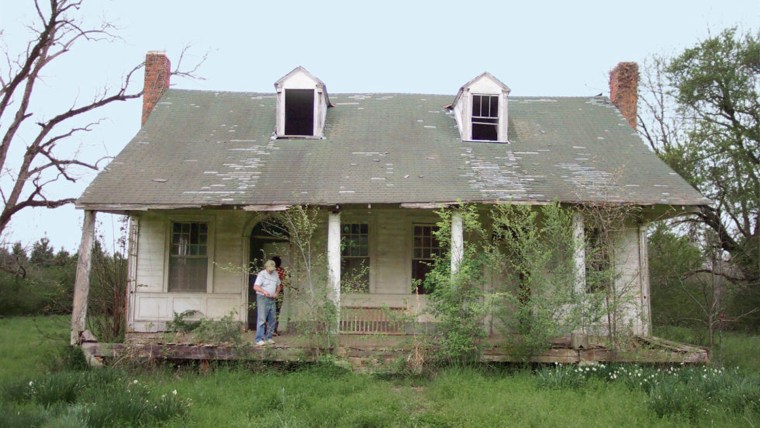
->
[449,72,510,143]
[274,66,332,138]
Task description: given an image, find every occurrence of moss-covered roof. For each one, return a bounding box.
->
[77,89,708,210]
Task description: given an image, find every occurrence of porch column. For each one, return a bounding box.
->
[71,210,96,345]
[639,224,652,335]
[572,212,586,296]
[572,211,587,343]
[125,217,139,332]
[327,210,341,331]
[451,211,464,275]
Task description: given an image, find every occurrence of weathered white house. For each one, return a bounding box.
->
[71,52,708,344]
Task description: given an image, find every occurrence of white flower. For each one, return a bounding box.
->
[172,390,177,396]
[133,379,139,384]
[28,381,33,387]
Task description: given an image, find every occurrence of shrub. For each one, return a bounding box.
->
[192,311,244,346]
[166,310,203,333]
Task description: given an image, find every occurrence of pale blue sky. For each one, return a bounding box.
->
[1,0,758,251]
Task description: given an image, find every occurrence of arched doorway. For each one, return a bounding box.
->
[248,219,290,330]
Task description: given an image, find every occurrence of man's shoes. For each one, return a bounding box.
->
[255,340,265,346]
[267,339,275,344]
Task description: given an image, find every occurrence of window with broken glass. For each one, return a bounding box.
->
[169,222,208,292]
[412,224,442,294]
[471,94,499,141]
[341,223,369,292]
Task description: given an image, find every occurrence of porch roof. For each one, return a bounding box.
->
[77,90,709,211]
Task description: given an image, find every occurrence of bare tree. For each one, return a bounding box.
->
[0,0,203,236]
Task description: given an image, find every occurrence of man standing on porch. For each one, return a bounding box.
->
[253,260,281,346]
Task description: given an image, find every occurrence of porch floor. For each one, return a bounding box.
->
[80,330,709,367]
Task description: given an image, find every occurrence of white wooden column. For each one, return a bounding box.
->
[125,217,139,332]
[572,212,586,296]
[327,210,341,330]
[571,211,588,344]
[71,210,96,345]
[451,212,464,275]
[638,224,652,336]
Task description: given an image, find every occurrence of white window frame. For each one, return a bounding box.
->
[164,217,214,293]
[340,222,370,293]
[470,93,500,141]
[411,223,442,294]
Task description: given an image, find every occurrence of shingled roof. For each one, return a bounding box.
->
[77,89,708,212]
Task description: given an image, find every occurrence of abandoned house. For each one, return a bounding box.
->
[71,52,708,356]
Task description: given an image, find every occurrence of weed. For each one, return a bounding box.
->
[166,310,203,333]
[192,311,244,346]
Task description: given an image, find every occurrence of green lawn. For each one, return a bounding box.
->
[1,316,758,427]
[0,315,70,382]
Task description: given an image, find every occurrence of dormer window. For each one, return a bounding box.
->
[471,94,499,141]
[275,66,331,138]
[449,72,510,143]
[285,89,314,136]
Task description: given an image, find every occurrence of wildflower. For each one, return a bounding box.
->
[133,379,139,384]
[28,381,33,387]
[172,390,177,396]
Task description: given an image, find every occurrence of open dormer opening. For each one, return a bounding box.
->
[448,72,510,143]
[471,94,499,141]
[285,89,315,136]
[275,66,331,138]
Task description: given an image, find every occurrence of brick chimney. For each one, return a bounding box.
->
[609,62,638,129]
[142,51,171,126]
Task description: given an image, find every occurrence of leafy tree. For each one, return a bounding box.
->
[639,28,760,328]
[424,205,488,364]
[0,0,202,236]
[648,224,707,326]
[30,237,55,267]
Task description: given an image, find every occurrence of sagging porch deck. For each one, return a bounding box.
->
[81,331,709,368]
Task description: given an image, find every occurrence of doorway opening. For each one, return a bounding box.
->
[248,219,290,330]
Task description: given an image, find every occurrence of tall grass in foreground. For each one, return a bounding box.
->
[1,316,759,427]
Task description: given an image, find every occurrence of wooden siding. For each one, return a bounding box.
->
[127,206,649,335]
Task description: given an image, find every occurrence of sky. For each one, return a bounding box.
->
[0,0,759,252]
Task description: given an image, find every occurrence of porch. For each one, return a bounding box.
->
[80,331,708,368]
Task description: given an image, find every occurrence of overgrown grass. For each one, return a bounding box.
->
[2,317,760,427]
[0,315,70,382]
[655,325,760,373]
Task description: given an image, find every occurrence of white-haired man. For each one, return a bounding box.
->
[252,260,281,345]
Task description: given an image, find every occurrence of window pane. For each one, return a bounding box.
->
[412,260,434,294]
[341,257,369,293]
[472,95,482,116]
[341,223,370,292]
[169,256,208,292]
[472,123,498,141]
[170,222,209,291]
[489,96,499,117]
[412,224,441,293]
